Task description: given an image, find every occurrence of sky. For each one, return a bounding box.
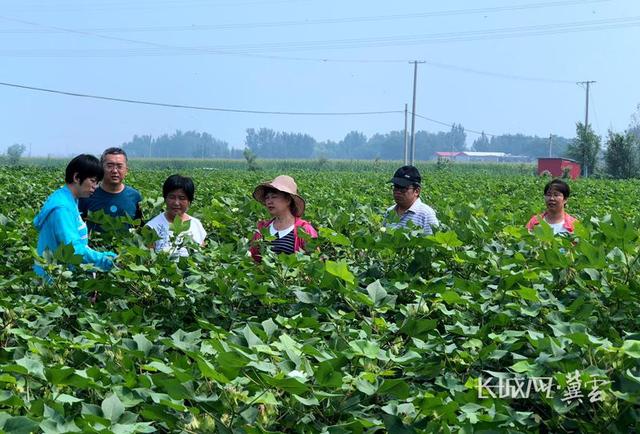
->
[1,0,639,157]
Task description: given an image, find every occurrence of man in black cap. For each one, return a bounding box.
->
[384,165,438,234]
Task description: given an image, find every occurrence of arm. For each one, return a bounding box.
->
[50,208,116,270]
[249,220,269,262]
[424,212,439,235]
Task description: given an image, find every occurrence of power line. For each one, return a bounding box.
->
[0,14,611,85]
[421,60,575,84]
[0,81,402,116]
[411,112,497,137]
[0,80,500,137]
[2,0,312,13]
[0,0,611,33]
[2,15,638,57]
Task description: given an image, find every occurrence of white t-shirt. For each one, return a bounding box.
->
[146,213,207,257]
[548,221,569,235]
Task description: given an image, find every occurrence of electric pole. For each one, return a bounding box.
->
[548,134,552,157]
[403,103,408,165]
[409,60,425,165]
[578,80,596,129]
[577,80,596,177]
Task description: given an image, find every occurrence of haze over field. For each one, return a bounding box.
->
[1,0,639,157]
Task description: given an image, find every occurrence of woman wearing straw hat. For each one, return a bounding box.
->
[250,175,317,262]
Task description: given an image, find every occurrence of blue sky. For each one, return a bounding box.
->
[1,0,639,157]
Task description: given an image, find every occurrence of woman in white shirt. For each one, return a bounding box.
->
[146,174,206,257]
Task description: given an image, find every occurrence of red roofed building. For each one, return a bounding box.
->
[537,158,581,179]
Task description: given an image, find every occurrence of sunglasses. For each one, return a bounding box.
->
[392,184,416,192]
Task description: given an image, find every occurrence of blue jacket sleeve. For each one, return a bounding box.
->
[50,207,116,271]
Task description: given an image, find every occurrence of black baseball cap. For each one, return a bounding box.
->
[390,165,421,187]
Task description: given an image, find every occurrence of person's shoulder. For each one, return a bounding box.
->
[526,214,541,230]
[146,213,165,228]
[89,186,107,199]
[413,199,437,216]
[123,185,142,199]
[295,218,318,236]
[189,216,204,228]
[256,219,272,230]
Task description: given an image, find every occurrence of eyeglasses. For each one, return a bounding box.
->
[392,184,414,192]
[105,163,126,171]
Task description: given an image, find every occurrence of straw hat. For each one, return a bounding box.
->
[253,175,306,217]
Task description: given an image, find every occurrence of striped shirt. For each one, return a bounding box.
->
[384,198,439,235]
[269,223,296,254]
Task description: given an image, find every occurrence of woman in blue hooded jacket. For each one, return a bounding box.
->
[33,154,116,278]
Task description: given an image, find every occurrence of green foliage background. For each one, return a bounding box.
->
[1,164,640,433]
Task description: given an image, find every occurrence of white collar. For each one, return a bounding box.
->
[390,197,422,214]
[269,222,294,238]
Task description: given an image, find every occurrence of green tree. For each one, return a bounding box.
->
[604,131,637,179]
[7,144,27,165]
[472,132,490,151]
[630,103,640,142]
[566,122,601,177]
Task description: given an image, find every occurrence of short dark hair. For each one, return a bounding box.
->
[101,147,128,165]
[544,179,570,198]
[162,174,195,202]
[65,154,104,184]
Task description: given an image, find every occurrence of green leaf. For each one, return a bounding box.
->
[261,318,278,338]
[325,260,355,285]
[366,280,388,306]
[2,416,40,434]
[378,379,410,399]
[242,325,264,347]
[132,333,153,356]
[101,393,125,423]
[319,228,351,246]
[354,378,377,395]
[315,360,343,388]
[293,395,319,406]
[16,356,46,380]
[381,414,415,434]
[55,393,83,404]
[514,286,540,302]
[441,291,464,305]
[621,340,640,358]
[433,231,463,248]
[260,375,310,394]
[400,318,437,338]
[348,340,381,359]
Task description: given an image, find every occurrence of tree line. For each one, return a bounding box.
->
[121,125,573,161]
[113,108,640,179]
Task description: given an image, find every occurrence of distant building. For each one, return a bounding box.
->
[435,151,531,163]
[435,151,461,160]
[537,158,581,179]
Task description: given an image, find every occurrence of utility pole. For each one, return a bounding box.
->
[409,60,425,165]
[577,80,596,177]
[578,80,596,129]
[548,134,552,157]
[403,103,408,165]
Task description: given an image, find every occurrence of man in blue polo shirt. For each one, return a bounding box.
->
[79,147,143,232]
[383,165,439,235]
